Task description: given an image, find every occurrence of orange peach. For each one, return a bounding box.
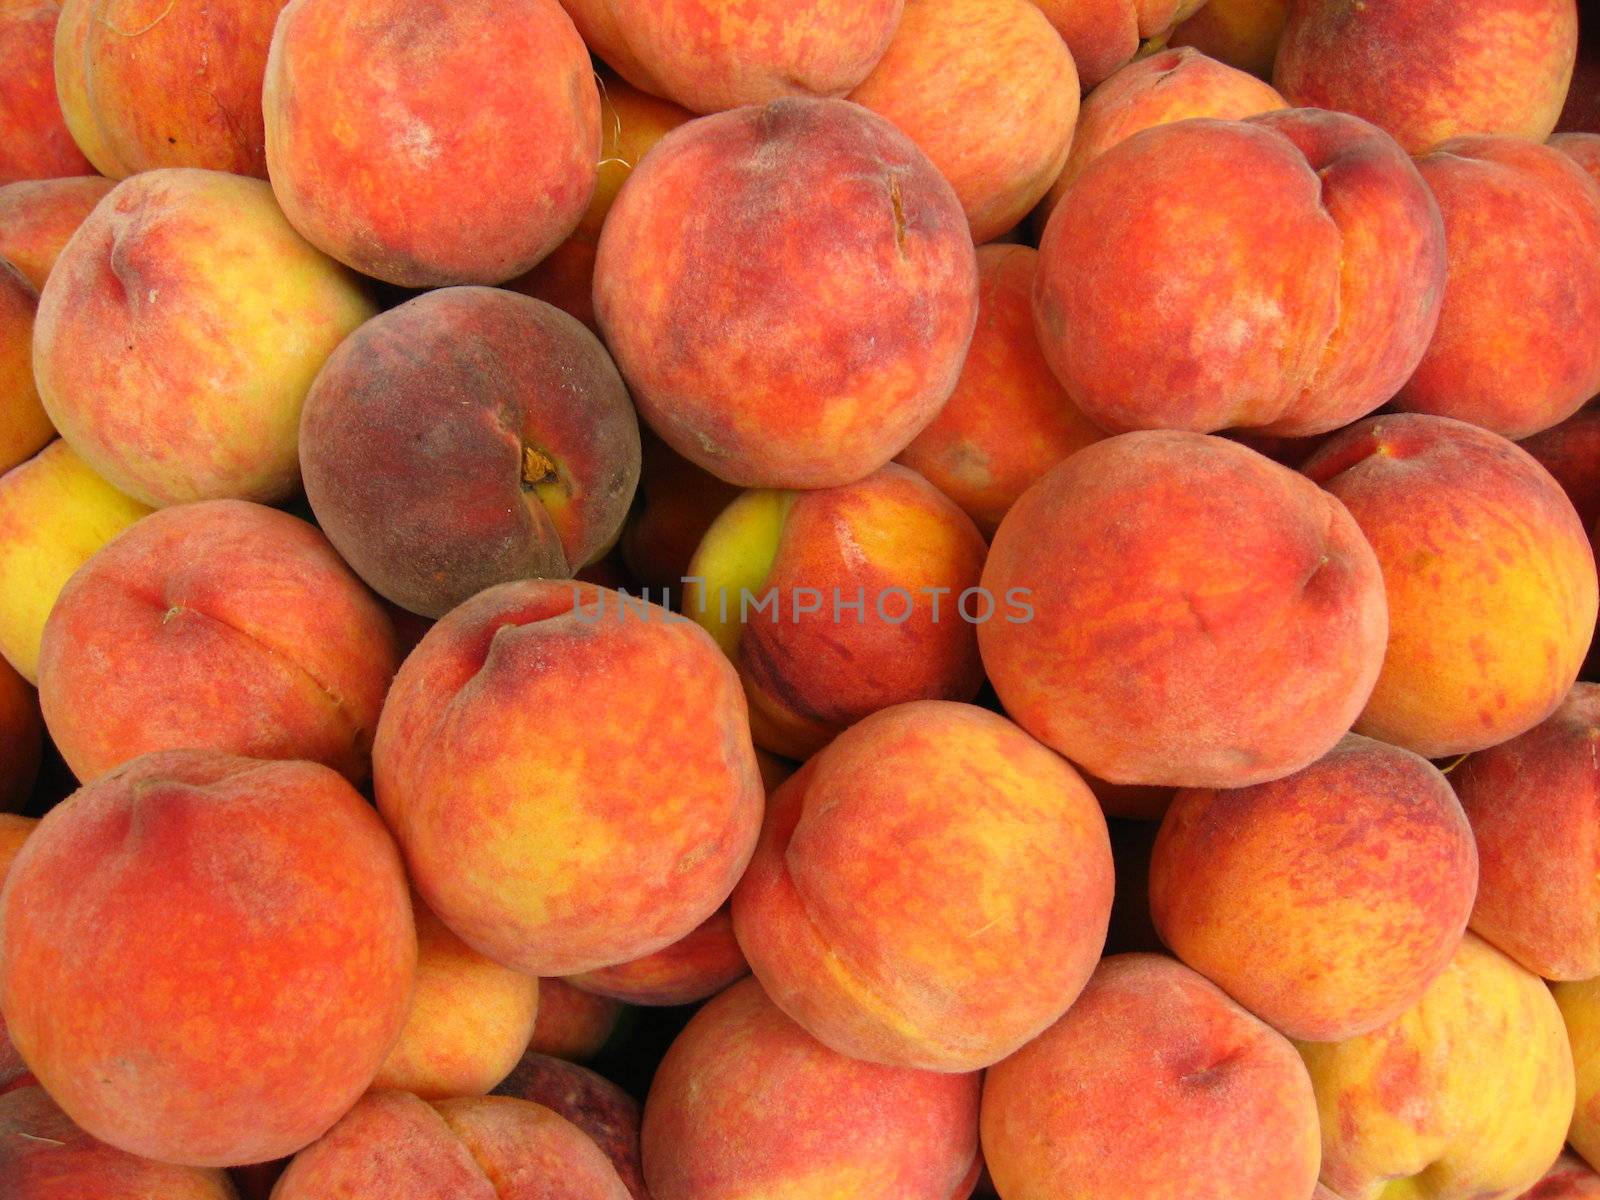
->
[0,259,50,476]
[981,954,1322,1200]
[0,812,36,1091]
[1028,0,1208,87]
[526,979,625,1063]
[37,500,400,784]
[593,97,978,489]
[980,431,1388,788]
[0,1,93,183]
[1171,0,1288,77]
[1554,131,1600,185]
[1302,414,1598,758]
[1521,403,1600,532]
[0,749,417,1167]
[495,1053,646,1200]
[1559,972,1600,1172]
[620,433,742,597]
[1036,110,1446,436]
[0,176,111,290]
[566,904,746,1007]
[1520,1155,1600,1198]
[0,657,39,810]
[263,0,599,287]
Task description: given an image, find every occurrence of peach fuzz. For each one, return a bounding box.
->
[981,954,1322,1200]
[686,464,987,759]
[1036,111,1446,436]
[1274,0,1579,153]
[897,247,1106,536]
[732,701,1114,1072]
[0,2,93,183]
[0,750,417,1167]
[263,0,599,287]
[641,976,981,1200]
[375,580,763,978]
[37,500,399,784]
[496,1053,646,1200]
[34,168,375,508]
[271,1091,630,1200]
[1151,735,1478,1042]
[526,979,625,1062]
[0,260,50,476]
[1521,1156,1600,1198]
[0,177,111,292]
[620,434,742,596]
[1554,131,1600,186]
[1393,136,1600,438]
[1302,414,1598,758]
[1028,0,1207,87]
[1301,934,1574,1200]
[52,0,286,178]
[594,97,978,490]
[567,904,746,1007]
[1521,404,1600,533]
[979,431,1387,788]
[0,658,39,810]
[1171,0,1288,77]
[299,287,641,619]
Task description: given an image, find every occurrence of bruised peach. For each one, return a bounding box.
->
[0,261,49,479]
[1171,0,1288,77]
[495,1054,646,1200]
[299,287,641,619]
[594,97,978,489]
[1521,404,1600,532]
[1028,0,1207,87]
[0,658,38,811]
[566,905,745,1007]
[0,1,93,183]
[0,176,112,290]
[527,979,624,1062]
[37,500,400,784]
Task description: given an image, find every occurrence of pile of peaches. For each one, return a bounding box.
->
[2,0,1600,1197]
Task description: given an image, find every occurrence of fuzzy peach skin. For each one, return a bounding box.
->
[1274,0,1578,154]
[272,1091,630,1200]
[621,433,742,596]
[300,287,641,619]
[0,813,37,1090]
[496,1054,646,1200]
[371,899,541,1101]
[1301,934,1574,1200]
[981,954,1322,1200]
[642,976,981,1200]
[1171,0,1288,77]
[896,248,1105,536]
[37,500,400,783]
[0,750,417,1167]
[1150,735,1478,1042]
[1035,111,1446,436]
[849,0,1079,242]
[52,0,286,178]
[1521,404,1600,533]
[979,431,1387,788]
[0,260,50,476]
[1392,137,1600,439]
[1302,414,1598,758]
[263,0,599,288]
[567,904,746,1007]
[594,97,978,490]
[1028,0,1207,87]
[1554,131,1600,186]
[0,176,111,290]
[686,464,987,760]
[375,580,764,978]
[1558,975,1600,1171]
[733,701,1114,1072]
[526,979,624,1062]
[0,1,93,183]
[1520,1155,1600,1198]
[34,168,375,508]
[0,658,39,810]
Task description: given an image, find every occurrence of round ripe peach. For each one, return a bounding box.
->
[981,955,1322,1200]
[594,97,978,490]
[299,287,641,619]
[1394,137,1600,438]
[495,1054,646,1200]
[0,657,39,811]
[566,904,746,1007]
[0,2,93,183]
[979,431,1388,788]
[0,259,50,476]
[1028,0,1207,87]
[263,0,600,287]
[1036,111,1446,437]
[1521,404,1600,532]
[897,245,1106,536]
[33,168,376,508]
[1151,735,1479,1042]
[374,580,764,978]
[37,500,400,784]
[1302,414,1598,758]
[527,979,624,1062]
[641,977,981,1200]
[732,701,1114,1072]
[0,749,417,1167]
[0,176,112,290]
[1170,0,1289,78]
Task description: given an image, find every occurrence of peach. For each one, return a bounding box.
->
[641,976,981,1200]
[1393,137,1600,438]
[1028,0,1208,87]
[1520,1155,1600,1198]
[37,500,400,784]
[34,168,375,508]
[375,580,763,977]
[371,898,541,1101]
[553,0,662,93]
[1301,934,1574,1200]
[0,749,417,1167]
[1150,735,1478,1041]
[263,0,599,287]
[686,464,987,759]
[299,287,641,619]
[0,260,50,476]
[566,904,746,1007]
[1521,404,1600,532]
[0,812,36,1091]
[1275,0,1579,153]
[979,431,1388,788]
[1302,414,1598,758]
[0,657,39,810]
[620,433,742,597]
[897,245,1106,536]
[594,97,978,489]
[0,176,111,291]
[981,954,1322,1200]
[1171,0,1289,77]
[1554,131,1600,185]
[495,1053,646,1200]
[850,0,1080,242]
[271,1091,630,1200]
[733,701,1114,1071]
[0,440,151,682]
[52,0,286,178]
[526,979,625,1063]
[0,1,93,183]
[1559,974,1600,1171]
[1035,110,1446,436]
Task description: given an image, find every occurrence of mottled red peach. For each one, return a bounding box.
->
[0,1,93,183]
[495,1053,646,1200]
[567,905,746,1007]
[0,260,50,476]
[526,979,624,1063]
[1028,0,1208,87]
[0,176,112,290]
